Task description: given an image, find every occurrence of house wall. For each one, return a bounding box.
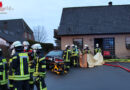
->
[61,34,130,59]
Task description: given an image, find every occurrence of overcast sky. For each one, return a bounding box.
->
[0,0,130,44]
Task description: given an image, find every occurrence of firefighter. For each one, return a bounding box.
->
[94,43,104,66]
[9,41,30,90]
[71,45,79,67]
[32,44,47,90]
[23,41,35,90]
[0,48,8,90]
[8,44,16,90]
[63,45,71,72]
[94,43,101,54]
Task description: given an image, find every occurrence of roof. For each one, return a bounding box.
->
[58,4,130,36]
[0,19,33,42]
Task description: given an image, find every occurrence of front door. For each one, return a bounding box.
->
[94,38,115,58]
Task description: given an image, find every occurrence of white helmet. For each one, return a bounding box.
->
[85,44,88,47]
[0,48,2,51]
[96,43,99,48]
[71,44,74,47]
[12,41,22,47]
[23,41,30,46]
[31,44,36,49]
[31,44,42,50]
[65,45,68,48]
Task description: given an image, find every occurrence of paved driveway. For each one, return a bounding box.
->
[37,62,130,90]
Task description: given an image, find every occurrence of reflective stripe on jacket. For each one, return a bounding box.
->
[63,49,71,62]
[33,55,46,77]
[0,57,8,85]
[10,53,30,81]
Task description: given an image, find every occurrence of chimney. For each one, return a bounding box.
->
[108,1,112,6]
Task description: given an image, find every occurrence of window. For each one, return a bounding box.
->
[126,37,130,49]
[25,32,27,38]
[73,38,83,49]
[103,38,115,56]
[29,34,32,39]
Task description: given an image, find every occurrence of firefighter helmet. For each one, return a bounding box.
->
[12,41,22,47]
[85,44,88,47]
[96,43,99,48]
[65,45,68,48]
[23,41,30,46]
[0,48,2,51]
[31,44,42,50]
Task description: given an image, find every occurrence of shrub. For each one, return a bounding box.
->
[28,40,54,54]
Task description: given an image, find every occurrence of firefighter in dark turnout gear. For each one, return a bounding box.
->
[63,45,71,72]
[32,44,47,90]
[10,41,30,90]
[9,44,16,90]
[94,43,104,66]
[94,43,102,54]
[23,41,35,90]
[71,45,79,67]
[0,48,8,90]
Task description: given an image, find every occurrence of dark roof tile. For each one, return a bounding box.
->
[58,4,130,35]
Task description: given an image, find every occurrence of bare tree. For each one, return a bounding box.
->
[33,26,48,42]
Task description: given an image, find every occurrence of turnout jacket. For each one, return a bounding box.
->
[24,49,35,73]
[9,52,30,81]
[95,48,102,53]
[33,53,46,77]
[0,57,8,85]
[63,49,71,62]
[71,48,79,56]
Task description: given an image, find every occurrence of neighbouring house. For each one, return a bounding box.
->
[0,19,34,46]
[55,2,130,59]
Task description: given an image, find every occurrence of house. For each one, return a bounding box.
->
[0,19,34,46]
[55,2,130,59]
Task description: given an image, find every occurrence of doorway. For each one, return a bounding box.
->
[94,38,115,58]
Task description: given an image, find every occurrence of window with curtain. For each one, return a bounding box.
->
[73,38,83,49]
[126,37,130,49]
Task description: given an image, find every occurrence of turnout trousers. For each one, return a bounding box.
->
[71,56,79,67]
[35,77,47,90]
[29,73,34,90]
[13,80,29,90]
[0,84,8,90]
[64,62,70,71]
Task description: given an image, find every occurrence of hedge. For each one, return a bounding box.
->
[28,40,54,54]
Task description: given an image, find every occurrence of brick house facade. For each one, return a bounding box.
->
[55,3,130,59]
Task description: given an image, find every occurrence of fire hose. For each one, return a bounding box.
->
[104,63,130,72]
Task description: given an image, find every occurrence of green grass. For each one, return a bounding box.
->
[104,59,130,62]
